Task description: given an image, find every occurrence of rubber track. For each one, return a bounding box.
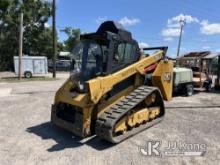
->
[95,85,165,143]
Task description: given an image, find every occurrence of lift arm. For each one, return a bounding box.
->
[87,50,173,103]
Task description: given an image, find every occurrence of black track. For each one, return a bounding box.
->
[95,86,165,143]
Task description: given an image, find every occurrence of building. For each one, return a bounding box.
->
[178,51,219,73]
[178,51,220,89]
[178,51,210,68]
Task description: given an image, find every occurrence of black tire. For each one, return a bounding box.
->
[186,84,193,96]
[24,71,32,78]
[205,83,212,92]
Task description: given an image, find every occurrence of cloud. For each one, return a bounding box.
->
[118,17,140,26]
[43,0,60,3]
[138,42,149,49]
[168,13,199,26]
[162,14,199,41]
[162,28,181,37]
[200,20,220,35]
[215,49,220,52]
[44,22,50,28]
[95,16,140,27]
[202,46,211,50]
[96,16,108,24]
[163,37,174,41]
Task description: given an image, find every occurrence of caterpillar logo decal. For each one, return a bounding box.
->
[163,72,172,82]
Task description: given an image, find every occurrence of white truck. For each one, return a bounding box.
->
[14,56,48,78]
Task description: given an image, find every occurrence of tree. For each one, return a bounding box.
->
[61,27,81,52]
[0,0,55,71]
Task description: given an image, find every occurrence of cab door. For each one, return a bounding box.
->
[109,43,138,96]
[111,42,138,72]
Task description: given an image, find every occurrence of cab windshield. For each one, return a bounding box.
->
[71,40,103,83]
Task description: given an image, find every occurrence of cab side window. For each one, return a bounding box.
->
[113,43,125,63]
[124,44,133,61]
[113,43,136,63]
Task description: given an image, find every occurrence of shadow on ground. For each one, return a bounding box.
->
[172,87,220,97]
[26,122,114,152]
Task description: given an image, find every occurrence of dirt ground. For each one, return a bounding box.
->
[0,73,220,165]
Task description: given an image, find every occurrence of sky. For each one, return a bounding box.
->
[50,0,220,57]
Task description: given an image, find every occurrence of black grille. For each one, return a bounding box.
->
[56,103,81,123]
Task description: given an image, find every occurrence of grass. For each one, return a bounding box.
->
[0,77,59,83]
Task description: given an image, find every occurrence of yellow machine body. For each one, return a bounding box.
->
[51,21,173,143]
[51,50,173,139]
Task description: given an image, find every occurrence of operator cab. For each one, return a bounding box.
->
[71,21,140,91]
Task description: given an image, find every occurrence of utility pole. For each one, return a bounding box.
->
[52,0,57,78]
[176,19,186,65]
[217,56,220,89]
[18,13,23,80]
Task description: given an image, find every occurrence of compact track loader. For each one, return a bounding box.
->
[51,21,173,143]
